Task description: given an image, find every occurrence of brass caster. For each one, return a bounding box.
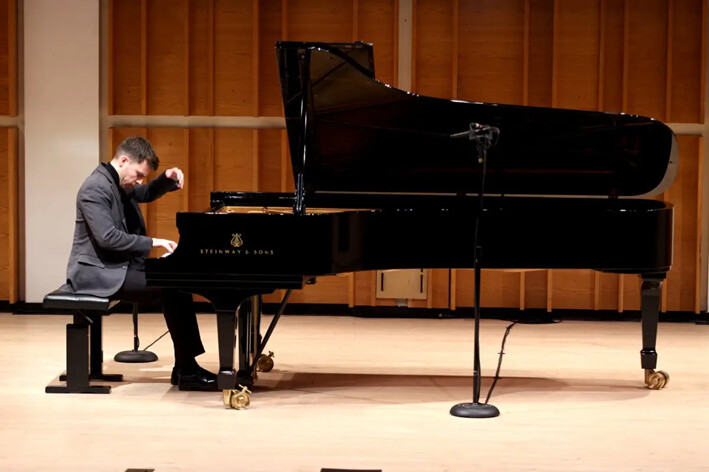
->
[644,369,670,390]
[257,351,275,373]
[223,385,252,410]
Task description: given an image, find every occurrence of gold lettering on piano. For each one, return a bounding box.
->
[199,248,275,256]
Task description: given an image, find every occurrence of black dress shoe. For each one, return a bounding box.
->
[175,367,218,391]
[171,365,217,385]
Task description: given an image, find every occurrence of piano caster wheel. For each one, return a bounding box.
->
[257,351,275,373]
[645,369,670,390]
[223,385,251,410]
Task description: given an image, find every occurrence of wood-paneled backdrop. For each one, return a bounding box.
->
[0,0,18,303]
[0,0,705,312]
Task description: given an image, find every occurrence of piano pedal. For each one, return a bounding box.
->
[223,385,251,410]
[256,351,275,373]
[644,369,670,389]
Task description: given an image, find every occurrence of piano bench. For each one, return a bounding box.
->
[42,290,124,394]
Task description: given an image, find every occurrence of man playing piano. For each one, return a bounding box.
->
[60,136,217,391]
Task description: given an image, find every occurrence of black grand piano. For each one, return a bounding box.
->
[146,42,677,405]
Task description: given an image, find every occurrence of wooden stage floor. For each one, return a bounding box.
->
[1,312,708,471]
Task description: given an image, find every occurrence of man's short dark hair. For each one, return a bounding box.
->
[114,136,160,171]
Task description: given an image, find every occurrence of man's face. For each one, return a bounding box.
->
[117,156,151,189]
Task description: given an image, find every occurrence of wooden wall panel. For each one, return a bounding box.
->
[551,269,594,310]
[286,0,353,43]
[110,0,143,115]
[457,0,525,105]
[669,0,703,123]
[187,129,214,211]
[358,0,398,87]
[523,270,548,309]
[258,129,284,192]
[213,129,255,191]
[413,0,454,97]
[110,0,398,117]
[664,136,701,312]
[554,0,600,110]
[597,272,619,311]
[213,0,255,116]
[259,0,284,116]
[600,0,624,113]
[146,0,188,115]
[145,129,189,253]
[0,128,17,302]
[188,0,214,116]
[288,275,350,304]
[526,0,553,107]
[624,0,668,120]
[0,0,15,116]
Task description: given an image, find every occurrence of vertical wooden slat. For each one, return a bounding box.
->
[622,0,629,111]
[593,272,600,310]
[107,0,114,115]
[411,0,417,92]
[449,269,456,310]
[393,0,399,88]
[597,1,605,110]
[282,0,288,40]
[618,275,625,312]
[546,271,552,312]
[7,0,16,116]
[7,128,16,302]
[665,0,673,120]
[280,129,288,192]
[184,0,190,116]
[253,0,259,116]
[140,0,148,115]
[519,271,527,311]
[451,0,459,99]
[181,129,189,219]
[551,0,559,107]
[352,0,359,39]
[252,130,259,190]
[370,271,377,306]
[702,0,707,124]
[520,0,531,310]
[696,136,703,313]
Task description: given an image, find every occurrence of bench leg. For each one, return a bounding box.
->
[87,314,123,382]
[46,315,111,394]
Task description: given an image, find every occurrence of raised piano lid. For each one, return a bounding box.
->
[276,41,678,199]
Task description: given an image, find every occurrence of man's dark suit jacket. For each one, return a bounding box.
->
[61,164,178,297]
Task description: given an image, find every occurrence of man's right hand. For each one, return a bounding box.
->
[152,238,177,253]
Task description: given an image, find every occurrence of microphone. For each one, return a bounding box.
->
[451,122,500,163]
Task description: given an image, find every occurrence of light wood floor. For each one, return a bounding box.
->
[1,312,708,472]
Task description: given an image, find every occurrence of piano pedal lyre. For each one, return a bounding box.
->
[644,369,670,390]
[223,385,251,410]
[256,351,275,373]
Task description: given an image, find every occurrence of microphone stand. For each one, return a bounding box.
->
[449,122,500,418]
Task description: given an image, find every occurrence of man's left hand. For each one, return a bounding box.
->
[165,167,185,190]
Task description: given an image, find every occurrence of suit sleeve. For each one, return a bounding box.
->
[78,182,153,253]
[129,171,179,203]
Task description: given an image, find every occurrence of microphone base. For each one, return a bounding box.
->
[450,402,500,418]
[114,350,158,363]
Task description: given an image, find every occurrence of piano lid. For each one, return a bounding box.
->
[276,41,677,198]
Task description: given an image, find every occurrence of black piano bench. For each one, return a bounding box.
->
[42,290,124,394]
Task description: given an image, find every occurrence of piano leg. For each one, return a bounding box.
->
[236,299,257,387]
[640,275,670,389]
[216,310,237,390]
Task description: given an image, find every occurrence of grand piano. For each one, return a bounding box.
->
[146,41,677,406]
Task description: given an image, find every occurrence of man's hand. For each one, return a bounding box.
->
[152,238,177,253]
[165,167,184,189]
